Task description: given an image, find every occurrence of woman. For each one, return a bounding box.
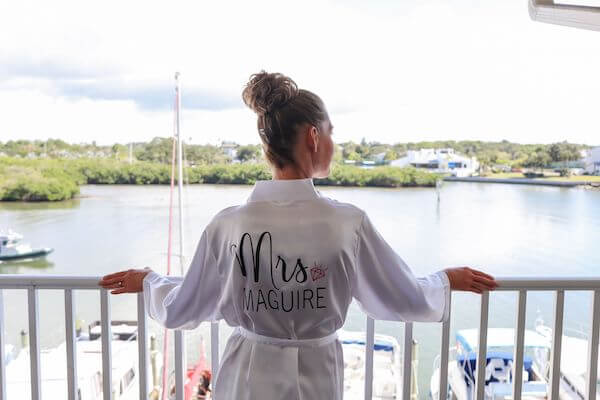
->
[99,71,497,400]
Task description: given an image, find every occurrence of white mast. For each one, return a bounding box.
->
[175,72,185,276]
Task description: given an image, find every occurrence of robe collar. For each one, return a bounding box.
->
[247,178,321,203]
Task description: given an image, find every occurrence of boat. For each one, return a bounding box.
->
[534,322,600,399]
[0,241,53,261]
[429,328,551,400]
[5,320,159,399]
[339,329,405,400]
[0,229,23,246]
[0,230,53,262]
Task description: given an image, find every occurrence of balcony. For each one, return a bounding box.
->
[0,275,599,400]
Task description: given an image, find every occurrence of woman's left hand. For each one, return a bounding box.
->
[98,268,152,294]
[444,266,498,294]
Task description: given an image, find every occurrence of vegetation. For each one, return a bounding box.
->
[0,137,594,202]
[1,138,592,169]
[0,157,442,201]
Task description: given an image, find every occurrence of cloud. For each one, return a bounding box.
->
[1,0,600,145]
[57,79,242,111]
[0,59,242,111]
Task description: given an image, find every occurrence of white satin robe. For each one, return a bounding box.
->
[143,178,450,400]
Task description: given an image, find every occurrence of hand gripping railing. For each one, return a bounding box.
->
[2,276,600,400]
[381,277,600,400]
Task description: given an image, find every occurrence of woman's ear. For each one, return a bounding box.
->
[309,126,319,153]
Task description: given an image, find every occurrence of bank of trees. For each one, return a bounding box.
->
[0,157,441,201]
[2,138,592,170]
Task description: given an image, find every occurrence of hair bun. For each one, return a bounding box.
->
[242,71,299,115]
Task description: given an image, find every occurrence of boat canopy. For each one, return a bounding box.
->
[338,330,397,352]
[456,328,550,353]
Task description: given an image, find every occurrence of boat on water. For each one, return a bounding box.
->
[429,328,551,400]
[339,329,406,400]
[0,230,53,262]
[534,323,600,399]
[0,229,23,246]
[5,320,160,400]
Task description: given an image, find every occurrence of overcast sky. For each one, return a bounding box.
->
[1,0,599,146]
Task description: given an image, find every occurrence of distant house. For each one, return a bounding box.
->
[372,152,387,163]
[390,148,479,177]
[584,147,600,175]
[220,141,238,159]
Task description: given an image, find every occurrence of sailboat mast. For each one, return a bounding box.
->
[175,72,185,276]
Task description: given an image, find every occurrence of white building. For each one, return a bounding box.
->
[220,141,238,159]
[390,148,479,177]
[584,147,600,175]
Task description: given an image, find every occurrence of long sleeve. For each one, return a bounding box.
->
[143,228,222,329]
[351,212,450,322]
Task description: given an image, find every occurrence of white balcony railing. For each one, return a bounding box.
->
[0,276,599,400]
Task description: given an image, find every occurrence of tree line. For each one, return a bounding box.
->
[0,137,592,169]
[0,157,440,201]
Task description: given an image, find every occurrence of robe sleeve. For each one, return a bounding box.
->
[142,228,221,329]
[351,212,450,322]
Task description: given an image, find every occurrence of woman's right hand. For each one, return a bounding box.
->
[98,268,152,294]
[444,266,498,294]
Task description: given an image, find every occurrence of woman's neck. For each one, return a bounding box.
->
[272,166,312,180]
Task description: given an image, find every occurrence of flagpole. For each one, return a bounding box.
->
[175,72,185,275]
[173,72,186,400]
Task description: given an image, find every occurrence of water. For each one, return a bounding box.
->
[1,182,599,398]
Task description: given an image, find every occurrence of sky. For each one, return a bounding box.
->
[0,0,599,147]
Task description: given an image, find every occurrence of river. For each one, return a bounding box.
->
[1,182,599,398]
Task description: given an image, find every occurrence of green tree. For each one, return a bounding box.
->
[236,145,261,162]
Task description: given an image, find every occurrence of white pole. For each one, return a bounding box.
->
[175,72,185,275]
[174,72,187,400]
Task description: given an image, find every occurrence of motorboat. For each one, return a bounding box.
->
[5,320,158,399]
[0,229,23,246]
[0,242,53,262]
[429,328,551,400]
[0,236,53,261]
[340,329,405,399]
[535,323,600,399]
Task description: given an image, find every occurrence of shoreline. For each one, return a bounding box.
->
[444,176,600,187]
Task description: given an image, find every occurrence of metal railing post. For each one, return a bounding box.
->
[438,293,452,400]
[402,322,413,400]
[64,289,78,400]
[211,321,220,379]
[549,290,564,400]
[512,290,527,400]
[0,290,6,400]
[475,291,489,400]
[27,288,41,400]
[100,289,113,400]
[364,316,375,400]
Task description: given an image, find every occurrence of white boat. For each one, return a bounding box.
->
[429,328,551,400]
[0,241,53,262]
[0,229,23,247]
[5,321,157,399]
[535,323,600,399]
[340,329,405,399]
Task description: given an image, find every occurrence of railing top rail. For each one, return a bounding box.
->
[1,275,600,290]
[495,276,600,291]
[0,275,103,289]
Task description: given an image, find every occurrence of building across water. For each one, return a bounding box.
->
[390,148,480,177]
[583,146,600,175]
